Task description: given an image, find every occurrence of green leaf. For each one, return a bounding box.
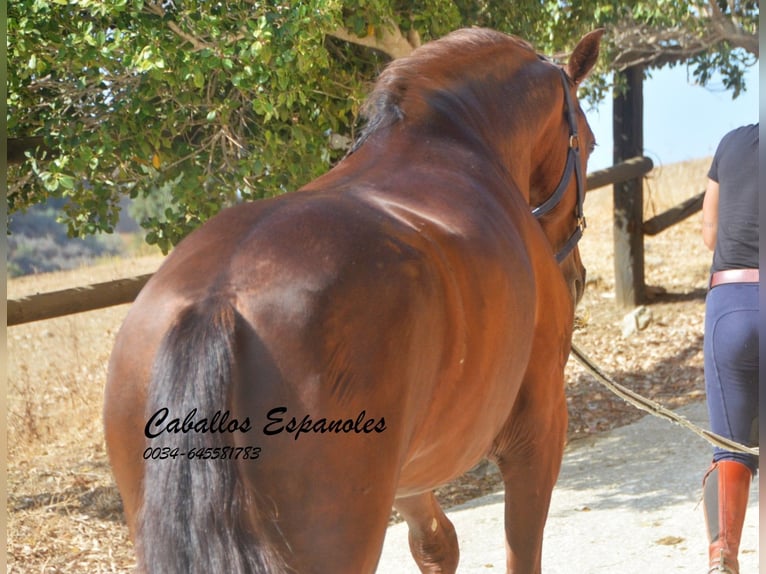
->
[58,175,75,190]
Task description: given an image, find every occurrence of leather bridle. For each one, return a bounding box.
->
[531,63,587,264]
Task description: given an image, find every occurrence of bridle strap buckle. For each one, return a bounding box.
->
[569,134,580,150]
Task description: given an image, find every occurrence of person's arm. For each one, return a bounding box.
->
[702,177,719,251]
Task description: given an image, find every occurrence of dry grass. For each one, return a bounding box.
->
[569,158,713,423]
[8,255,164,573]
[7,158,714,573]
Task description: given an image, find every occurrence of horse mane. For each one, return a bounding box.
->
[351,28,537,152]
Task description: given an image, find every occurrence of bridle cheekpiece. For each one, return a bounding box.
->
[531,59,587,264]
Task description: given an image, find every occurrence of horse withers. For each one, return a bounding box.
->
[105,27,603,574]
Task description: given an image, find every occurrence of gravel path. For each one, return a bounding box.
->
[377,401,759,573]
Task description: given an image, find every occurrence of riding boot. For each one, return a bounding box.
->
[703,460,752,574]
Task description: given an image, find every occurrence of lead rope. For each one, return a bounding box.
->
[570,343,759,457]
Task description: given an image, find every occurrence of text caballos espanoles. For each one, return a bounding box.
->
[144,407,387,441]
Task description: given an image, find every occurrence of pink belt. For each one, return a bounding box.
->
[709,268,759,288]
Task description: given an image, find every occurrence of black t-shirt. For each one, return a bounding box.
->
[707,123,759,272]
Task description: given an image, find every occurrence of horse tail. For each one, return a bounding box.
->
[137,298,283,574]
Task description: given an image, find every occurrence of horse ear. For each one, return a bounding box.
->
[566,29,605,86]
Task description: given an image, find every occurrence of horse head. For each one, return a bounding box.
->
[527,30,604,305]
[353,28,604,306]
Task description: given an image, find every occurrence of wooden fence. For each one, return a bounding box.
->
[8,274,153,326]
[7,155,704,327]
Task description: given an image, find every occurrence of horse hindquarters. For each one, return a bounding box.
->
[137,298,285,574]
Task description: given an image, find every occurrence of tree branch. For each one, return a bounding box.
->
[611,24,721,69]
[144,2,212,52]
[327,21,418,59]
[705,0,759,55]
[166,20,211,51]
[610,7,758,71]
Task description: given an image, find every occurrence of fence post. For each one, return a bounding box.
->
[612,66,645,307]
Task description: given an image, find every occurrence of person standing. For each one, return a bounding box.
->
[700,123,759,574]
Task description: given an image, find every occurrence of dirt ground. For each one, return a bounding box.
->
[7,158,715,572]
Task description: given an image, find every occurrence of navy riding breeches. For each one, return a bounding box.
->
[704,282,759,473]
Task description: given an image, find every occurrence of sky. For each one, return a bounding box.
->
[584,64,759,172]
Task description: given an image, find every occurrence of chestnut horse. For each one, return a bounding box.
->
[105,28,602,573]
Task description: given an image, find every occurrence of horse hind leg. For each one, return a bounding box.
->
[394,491,459,573]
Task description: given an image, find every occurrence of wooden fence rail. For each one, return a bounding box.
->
[7,156,656,327]
[8,274,153,326]
[642,191,704,236]
[584,156,653,191]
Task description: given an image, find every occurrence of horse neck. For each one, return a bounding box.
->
[410,77,562,208]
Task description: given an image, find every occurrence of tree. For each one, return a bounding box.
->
[8,0,758,252]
